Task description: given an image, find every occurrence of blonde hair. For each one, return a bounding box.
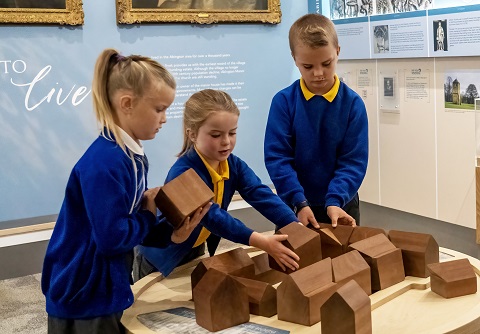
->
[289,14,339,53]
[91,48,176,152]
[179,89,239,157]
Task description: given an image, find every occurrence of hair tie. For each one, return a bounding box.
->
[115,54,126,63]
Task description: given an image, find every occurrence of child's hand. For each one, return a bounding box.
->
[249,232,300,272]
[171,202,212,244]
[327,206,356,227]
[142,187,161,215]
[297,206,320,229]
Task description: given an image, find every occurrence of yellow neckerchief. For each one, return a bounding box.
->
[300,74,340,102]
[193,146,230,247]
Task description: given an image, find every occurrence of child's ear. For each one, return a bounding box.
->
[186,128,196,143]
[337,46,341,56]
[119,94,134,114]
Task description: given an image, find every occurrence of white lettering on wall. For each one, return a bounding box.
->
[2,60,91,111]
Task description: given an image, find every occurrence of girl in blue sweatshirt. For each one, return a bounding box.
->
[41,48,210,334]
[135,89,301,279]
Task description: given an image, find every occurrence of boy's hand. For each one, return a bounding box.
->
[297,206,320,229]
[327,206,356,227]
[249,232,300,272]
[171,202,212,244]
[142,187,161,215]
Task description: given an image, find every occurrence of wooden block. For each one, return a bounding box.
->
[311,223,355,259]
[349,234,405,291]
[388,230,439,278]
[268,223,322,274]
[348,226,387,245]
[428,259,477,298]
[321,279,372,334]
[332,250,372,295]
[191,247,255,293]
[155,168,214,229]
[233,276,277,317]
[250,252,287,284]
[277,258,337,326]
[193,268,249,332]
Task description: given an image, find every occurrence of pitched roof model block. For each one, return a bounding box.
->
[233,276,278,317]
[277,258,337,326]
[349,233,405,291]
[348,226,387,245]
[321,279,372,334]
[388,230,439,278]
[251,252,287,285]
[268,223,322,274]
[428,258,477,298]
[332,250,372,296]
[193,268,250,332]
[191,247,255,293]
[155,168,214,229]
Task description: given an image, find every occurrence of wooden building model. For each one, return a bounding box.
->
[321,280,372,334]
[277,258,337,326]
[428,258,477,298]
[388,230,439,278]
[193,268,250,332]
[155,168,213,229]
[332,250,372,295]
[268,223,322,274]
[349,233,405,291]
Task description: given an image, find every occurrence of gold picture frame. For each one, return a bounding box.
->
[116,0,281,24]
[0,0,84,25]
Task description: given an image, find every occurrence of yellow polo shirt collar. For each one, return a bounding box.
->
[193,147,229,247]
[300,74,340,102]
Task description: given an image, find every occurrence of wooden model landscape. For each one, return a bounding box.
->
[154,168,213,229]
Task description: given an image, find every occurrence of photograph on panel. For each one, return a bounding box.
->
[384,77,394,97]
[373,25,389,53]
[434,19,448,51]
[132,0,268,9]
[330,0,346,19]
[444,71,480,111]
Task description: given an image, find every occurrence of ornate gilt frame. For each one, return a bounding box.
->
[0,0,84,25]
[116,0,281,24]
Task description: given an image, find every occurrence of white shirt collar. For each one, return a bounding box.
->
[117,127,144,156]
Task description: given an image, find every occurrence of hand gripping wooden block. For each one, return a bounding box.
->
[268,223,322,274]
[321,280,372,334]
[332,250,372,296]
[154,168,214,229]
[191,247,255,293]
[233,276,278,317]
[349,233,405,291]
[427,258,477,298]
[388,230,439,278]
[193,268,250,332]
[277,258,337,326]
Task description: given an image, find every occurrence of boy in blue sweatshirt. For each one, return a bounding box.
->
[264,14,368,228]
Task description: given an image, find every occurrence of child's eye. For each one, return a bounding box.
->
[303,65,312,69]
[156,108,165,113]
[323,62,331,67]
[229,132,236,136]
[211,134,220,138]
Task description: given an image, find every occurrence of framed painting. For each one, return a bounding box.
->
[116,0,281,24]
[0,0,84,25]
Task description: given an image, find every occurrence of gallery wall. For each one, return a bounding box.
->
[0,1,307,228]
